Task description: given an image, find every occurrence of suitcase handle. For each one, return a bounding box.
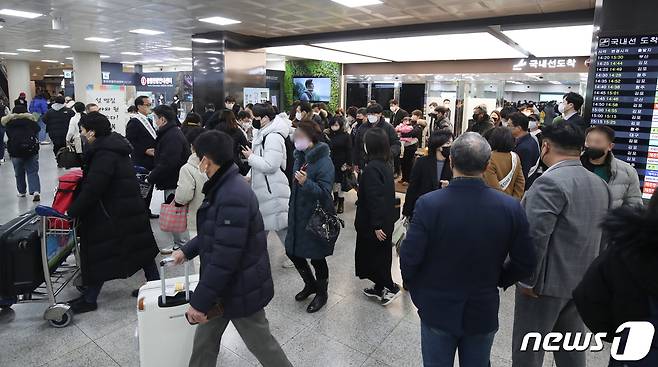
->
[159,258,190,305]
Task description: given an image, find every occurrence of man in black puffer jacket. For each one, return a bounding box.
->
[172,131,292,367]
[149,105,191,252]
[42,95,75,157]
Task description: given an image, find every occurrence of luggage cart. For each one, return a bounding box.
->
[25,205,82,328]
[135,166,152,199]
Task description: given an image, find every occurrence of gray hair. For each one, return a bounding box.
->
[451,132,492,175]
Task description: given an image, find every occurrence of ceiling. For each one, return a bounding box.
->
[0,0,594,66]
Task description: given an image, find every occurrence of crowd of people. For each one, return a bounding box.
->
[0,88,656,367]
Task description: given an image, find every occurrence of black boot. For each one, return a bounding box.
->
[337,198,344,214]
[307,279,328,313]
[295,266,317,301]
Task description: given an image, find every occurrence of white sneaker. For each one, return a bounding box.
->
[40,141,51,145]
[282,258,295,269]
[159,247,174,255]
[0,158,5,164]
[32,192,41,202]
[17,193,26,198]
[381,285,402,306]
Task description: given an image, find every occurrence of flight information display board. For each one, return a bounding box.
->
[591,34,658,199]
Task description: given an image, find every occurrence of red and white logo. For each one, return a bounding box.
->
[140,76,147,86]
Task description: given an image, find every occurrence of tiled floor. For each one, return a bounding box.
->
[0,148,610,366]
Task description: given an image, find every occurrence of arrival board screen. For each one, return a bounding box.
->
[591,34,658,199]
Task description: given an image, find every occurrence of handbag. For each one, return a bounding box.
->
[393,217,409,255]
[305,200,345,245]
[342,169,358,192]
[56,144,81,169]
[159,202,189,233]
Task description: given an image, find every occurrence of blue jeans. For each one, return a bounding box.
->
[37,118,47,142]
[11,155,41,195]
[421,321,496,367]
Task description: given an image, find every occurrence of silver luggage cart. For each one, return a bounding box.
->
[23,205,82,328]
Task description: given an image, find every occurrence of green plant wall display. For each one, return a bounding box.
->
[284,60,341,113]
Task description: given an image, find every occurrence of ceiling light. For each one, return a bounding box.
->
[0,8,42,19]
[43,74,64,77]
[548,81,562,85]
[205,51,223,55]
[65,57,73,60]
[314,32,525,62]
[41,59,59,63]
[138,59,162,64]
[0,52,19,55]
[121,61,137,64]
[164,58,179,62]
[121,51,142,55]
[164,47,191,51]
[199,16,241,26]
[330,0,382,7]
[503,25,593,57]
[180,57,193,60]
[266,45,388,64]
[100,55,110,59]
[193,38,220,44]
[0,25,3,29]
[130,28,164,35]
[84,37,115,43]
[507,81,524,85]
[44,44,70,49]
[17,48,40,52]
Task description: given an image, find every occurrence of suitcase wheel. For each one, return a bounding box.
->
[48,309,73,328]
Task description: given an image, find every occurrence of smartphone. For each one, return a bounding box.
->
[300,163,308,172]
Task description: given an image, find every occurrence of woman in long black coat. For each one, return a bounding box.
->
[326,116,352,214]
[355,128,400,306]
[402,129,453,219]
[67,112,159,313]
[215,109,250,175]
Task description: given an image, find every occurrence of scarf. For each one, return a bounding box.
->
[136,113,157,139]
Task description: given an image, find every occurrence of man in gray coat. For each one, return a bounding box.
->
[581,125,643,208]
[512,122,612,367]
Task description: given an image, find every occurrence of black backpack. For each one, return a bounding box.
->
[7,124,39,158]
[262,132,295,186]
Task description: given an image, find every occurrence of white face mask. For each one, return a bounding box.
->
[558,102,566,114]
[529,120,538,130]
[197,157,207,176]
[295,111,302,120]
[367,115,379,123]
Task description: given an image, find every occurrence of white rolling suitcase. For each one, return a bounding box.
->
[137,258,199,367]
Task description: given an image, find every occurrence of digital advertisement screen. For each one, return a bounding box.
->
[293,77,331,103]
[590,33,658,199]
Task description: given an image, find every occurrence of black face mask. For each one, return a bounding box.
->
[252,118,262,130]
[584,147,606,160]
[441,146,451,158]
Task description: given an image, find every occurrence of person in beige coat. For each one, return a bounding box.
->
[174,129,208,237]
[483,127,525,199]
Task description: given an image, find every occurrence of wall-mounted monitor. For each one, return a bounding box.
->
[293,77,331,103]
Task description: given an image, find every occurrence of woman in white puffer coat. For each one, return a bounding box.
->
[243,104,293,267]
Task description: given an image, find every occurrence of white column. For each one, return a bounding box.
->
[72,51,102,104]
[5,60,31,108]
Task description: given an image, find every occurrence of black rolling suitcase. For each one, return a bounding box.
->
[0,211,43,298]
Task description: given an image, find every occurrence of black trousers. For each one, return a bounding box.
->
[288,254,329,280]
[394,155,401,176]
[400,144,417,182]
[51,136,66,156]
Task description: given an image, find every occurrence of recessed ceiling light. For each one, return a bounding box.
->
[138,59,162,64]
[548,81,562,85]
[180,57,193,61]
[65,57,73,60]
[164,58,179,61]
[100,55,110,59]
[121,51,142,55]
[0,8,42,19]
[205,51,223,55]
[130,28,164,35]
[0,52,18,55]
[330,0,382,7]
[193,38,220,44]
[0,25,4,29]
[503,25,593,57]
[84,37,115,43]
[41,59,59,63]
[17,48,40,52]
[121,61,137,64]
[164,47,191,51]
[44,44,70,49]
[199,16,241,26]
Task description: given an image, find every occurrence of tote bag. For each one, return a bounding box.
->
[159,202,188,233]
